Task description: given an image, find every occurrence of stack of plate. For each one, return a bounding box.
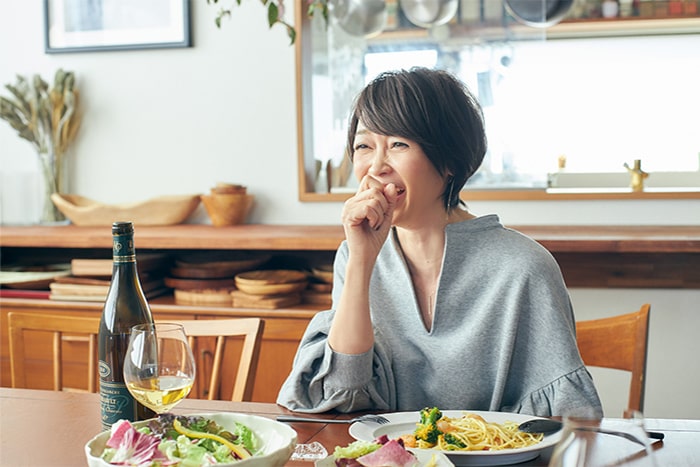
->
[232,269,308,309]
[168,253,270,306]
[302,265,333,307]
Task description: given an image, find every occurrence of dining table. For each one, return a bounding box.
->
[1,387,699,466]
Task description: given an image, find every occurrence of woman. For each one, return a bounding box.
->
[277,67,602,417]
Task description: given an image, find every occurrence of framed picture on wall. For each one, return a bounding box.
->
[44,0,191,53]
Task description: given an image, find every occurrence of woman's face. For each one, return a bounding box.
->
[352,122,446,228]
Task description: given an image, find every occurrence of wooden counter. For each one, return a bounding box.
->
[2,224,699,287]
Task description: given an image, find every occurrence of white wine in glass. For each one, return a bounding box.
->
[124,323,196,414]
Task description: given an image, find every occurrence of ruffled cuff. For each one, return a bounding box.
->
[506,366,604,418]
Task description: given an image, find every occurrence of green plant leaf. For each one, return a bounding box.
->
[267,2,279,27]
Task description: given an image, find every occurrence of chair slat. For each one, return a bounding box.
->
[576,304,651,414]
[166,318,264,402]
[8,312,101,393]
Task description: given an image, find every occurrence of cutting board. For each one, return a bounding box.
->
[164,276,235,290]
[230,290,301,309]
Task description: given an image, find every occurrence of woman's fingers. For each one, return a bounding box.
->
[343,191,386,229]
[343,175,398,231]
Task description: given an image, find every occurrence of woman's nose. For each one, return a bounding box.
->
[367,149,390,176]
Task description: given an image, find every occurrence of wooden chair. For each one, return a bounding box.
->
[168,318,265,402]
[8,312,101,392]
[8,313,265,402]
[575,304,651,414]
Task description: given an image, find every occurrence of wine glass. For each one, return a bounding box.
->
[123,322,196,414]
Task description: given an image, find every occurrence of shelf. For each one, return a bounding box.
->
[548,16,700,38]
[1,224,698,253]
[368,16,700,45]
[1,224,699,288]
[0,224,345,251]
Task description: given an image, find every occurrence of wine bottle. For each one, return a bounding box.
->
[98,221,155,429]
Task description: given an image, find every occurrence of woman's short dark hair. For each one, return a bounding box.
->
[346,67,487,210]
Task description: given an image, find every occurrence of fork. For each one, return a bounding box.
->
[276,414,390,425]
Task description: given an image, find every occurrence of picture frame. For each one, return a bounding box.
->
[44,0,191,53]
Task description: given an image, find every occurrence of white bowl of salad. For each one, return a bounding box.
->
[85,412,297,466]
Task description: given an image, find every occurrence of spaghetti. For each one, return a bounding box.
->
[403,409,543,452]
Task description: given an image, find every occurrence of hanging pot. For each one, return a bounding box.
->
[400,0,459,28]
[331,0,387,38]
[505,0,574,28]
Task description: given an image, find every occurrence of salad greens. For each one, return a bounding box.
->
[333,439,382,459]
[332,435,420,467]
[101,413,258,466]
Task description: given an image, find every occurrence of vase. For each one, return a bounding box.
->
[37,148,68,224]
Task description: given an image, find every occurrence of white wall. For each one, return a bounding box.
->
[1,1,699,419]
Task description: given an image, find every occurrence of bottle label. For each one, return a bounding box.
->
[100,380,138,429]
[113,232,136,263]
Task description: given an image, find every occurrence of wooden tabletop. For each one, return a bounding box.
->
[2,388,699,466]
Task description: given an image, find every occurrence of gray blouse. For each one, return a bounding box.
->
[277,215,603,417]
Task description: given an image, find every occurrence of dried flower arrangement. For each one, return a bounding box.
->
[206,0,329,44]
[0,69,81,223]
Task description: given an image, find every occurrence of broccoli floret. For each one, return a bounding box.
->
[443,433,467,449]
[414,407,443,444]
[419,407,442,426]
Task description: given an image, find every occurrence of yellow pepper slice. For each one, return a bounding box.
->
[173,418,251,459]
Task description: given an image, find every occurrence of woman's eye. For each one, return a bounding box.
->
[391,141,408,148]
[354,143,369,151]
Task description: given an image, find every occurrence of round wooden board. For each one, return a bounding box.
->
[175,253,270,271]
[311,266,334,284]
[170,266,240,279]
[234,269,308,285]
[174,288,233,306]
[234,279,308,296]
[164,276,235,290]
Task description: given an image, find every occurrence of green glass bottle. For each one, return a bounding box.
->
[98,221,155,429]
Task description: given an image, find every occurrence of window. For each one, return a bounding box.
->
[296,3,700,200]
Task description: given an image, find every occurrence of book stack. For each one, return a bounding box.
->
[48,254,171,302]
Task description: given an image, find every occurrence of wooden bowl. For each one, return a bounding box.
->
[201,193,254,226]
[211,183,247,195]
[51,193,201,226]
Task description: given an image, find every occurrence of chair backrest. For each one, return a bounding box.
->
[575,304,651,414]
[8,312,101,392]
[167,318,265,402]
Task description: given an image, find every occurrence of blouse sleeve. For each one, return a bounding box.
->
[275,310,396,412]
[276,242,397,413]
[507,366,605,418]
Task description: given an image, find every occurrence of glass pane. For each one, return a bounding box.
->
[300,2,700,196]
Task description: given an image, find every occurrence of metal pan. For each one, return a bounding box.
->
[505,0,574,28]
[331,0,387,37]
[400,0,458,28]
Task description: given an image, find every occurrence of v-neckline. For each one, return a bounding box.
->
[392,228,440,332]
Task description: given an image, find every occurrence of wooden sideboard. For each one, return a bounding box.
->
[1,224,699,402]
[0,298,316,403]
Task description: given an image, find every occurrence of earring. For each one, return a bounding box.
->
[447,177,455,210]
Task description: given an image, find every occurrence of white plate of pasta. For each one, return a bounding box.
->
[349,410,561,466]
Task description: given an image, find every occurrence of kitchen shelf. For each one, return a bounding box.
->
[547,16,700,38]
[368,15,700,45]
[1,224,699,287]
